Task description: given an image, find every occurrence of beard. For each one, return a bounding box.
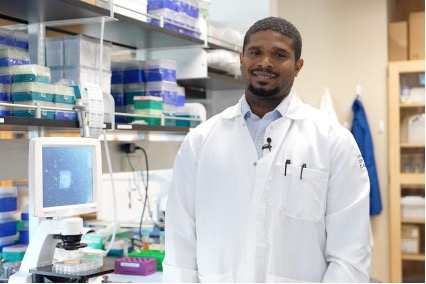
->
[248,83,281,98]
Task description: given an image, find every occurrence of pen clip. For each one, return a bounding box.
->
[284,159,291,176]
[300,163,307,180]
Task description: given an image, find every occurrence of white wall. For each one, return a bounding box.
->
[276,0,389,282]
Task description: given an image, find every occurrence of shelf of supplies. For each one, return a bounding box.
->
[0,0,204,50]
[0,116,191,135]
[0,116,79,131]
[402,254,426,261]
[114,123,190,133]
[178,71,243,91]
[400,173,425,185]
[401,218,425,224]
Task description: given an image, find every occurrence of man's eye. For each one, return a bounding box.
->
[250,50,260,56]
[275,53,286,58]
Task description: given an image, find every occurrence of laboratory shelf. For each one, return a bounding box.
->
[0,116,191,135]
[178,70,243,91]
[0,116,79,131]
[0,0,242,52]
[114,123,190,134]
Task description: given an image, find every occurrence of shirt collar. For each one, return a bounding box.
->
[241,93,292,118]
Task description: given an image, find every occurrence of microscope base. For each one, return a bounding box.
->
[29,265,114,283]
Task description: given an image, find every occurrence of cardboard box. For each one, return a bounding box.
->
[401,224,420,254]
[409,11,425,60]
[388,21,408,61]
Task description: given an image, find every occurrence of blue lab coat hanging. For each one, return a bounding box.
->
[351,98,382,215]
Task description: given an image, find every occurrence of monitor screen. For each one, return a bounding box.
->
[29,137,101,218]
[42,146,94,208]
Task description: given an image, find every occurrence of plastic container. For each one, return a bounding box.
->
[145,59,177,82]
[111,84,125,106]
[401,196,425,218]
[10,64,51,84]
[142,228,151,250]
[114,257,157,276]
[159,231,165,253]
[407,113,425,144]
[2,244,27,261]
[0,234,17,251]
[46,37,64,67]
[128,249,165,271]
[53,257,103,274]
[11,82,55,102]
[0,48,30,67]
[0,187,17,212]
[122,60,146,84]
[0,213,17,238]
[64,35,98,68]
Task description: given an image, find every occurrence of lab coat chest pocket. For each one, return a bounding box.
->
[277,164,328,222]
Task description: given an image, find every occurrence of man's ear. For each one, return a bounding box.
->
[295,58,304,76]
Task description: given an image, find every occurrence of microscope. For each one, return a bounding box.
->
[9,217,112,283]
[9,137,113,283]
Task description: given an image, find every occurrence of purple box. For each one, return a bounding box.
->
[114,257,157,276]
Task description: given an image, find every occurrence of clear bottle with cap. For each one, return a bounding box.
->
[159,231,165,253]
[142,228,151,250]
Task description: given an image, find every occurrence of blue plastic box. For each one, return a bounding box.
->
[0,219,17,238]
[148,0,179,11]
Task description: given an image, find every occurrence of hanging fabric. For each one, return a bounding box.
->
[351,95,382,216]
[319,88,339,122]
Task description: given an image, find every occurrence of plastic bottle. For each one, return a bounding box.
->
[159,231,165,253]
[142,228,151,250]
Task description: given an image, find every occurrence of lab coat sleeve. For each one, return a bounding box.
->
[322,126,371,282]
[163,134,199,283]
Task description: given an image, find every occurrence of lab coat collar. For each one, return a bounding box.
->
[220,92,309,120]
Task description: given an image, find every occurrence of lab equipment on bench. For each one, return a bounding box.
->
[9,137,113,283]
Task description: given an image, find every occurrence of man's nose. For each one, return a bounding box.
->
[258,55,273,68]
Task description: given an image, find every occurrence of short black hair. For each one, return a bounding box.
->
[242,17,302,60]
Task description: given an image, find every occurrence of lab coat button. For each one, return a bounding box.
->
[253,162,257,166]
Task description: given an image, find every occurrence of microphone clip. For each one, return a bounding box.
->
[262,137,272,152]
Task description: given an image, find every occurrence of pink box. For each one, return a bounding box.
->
[114,257,157,276]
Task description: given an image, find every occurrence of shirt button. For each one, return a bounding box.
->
[253,162,257,166]
[243,123,246,127]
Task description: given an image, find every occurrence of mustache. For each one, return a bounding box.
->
[250,66,278,76]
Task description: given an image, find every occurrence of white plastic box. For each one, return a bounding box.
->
[64,36,98,68]
[46,37,64,67]
[407,113,425,144]
[401,196,425,219]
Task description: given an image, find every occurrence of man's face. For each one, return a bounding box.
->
[239,30,303,100]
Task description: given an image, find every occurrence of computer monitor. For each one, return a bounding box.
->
[28,137,101,218]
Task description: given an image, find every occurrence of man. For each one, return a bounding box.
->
[163,17,371,282]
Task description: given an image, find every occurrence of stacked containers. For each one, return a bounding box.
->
[147,0,200,38]
[8,65,56,119]
[0,28,30,116]
[143,59,177,125]
[52,85,77,120]
[122,60,146,123]
[111,62,126,123]
[46,35,112,94]
[0,187,18,257]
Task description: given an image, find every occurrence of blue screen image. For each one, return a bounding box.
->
[42,146,94,208]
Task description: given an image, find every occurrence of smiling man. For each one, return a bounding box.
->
[163,17,371,283]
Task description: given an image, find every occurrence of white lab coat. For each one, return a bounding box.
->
[164,94,371,283]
